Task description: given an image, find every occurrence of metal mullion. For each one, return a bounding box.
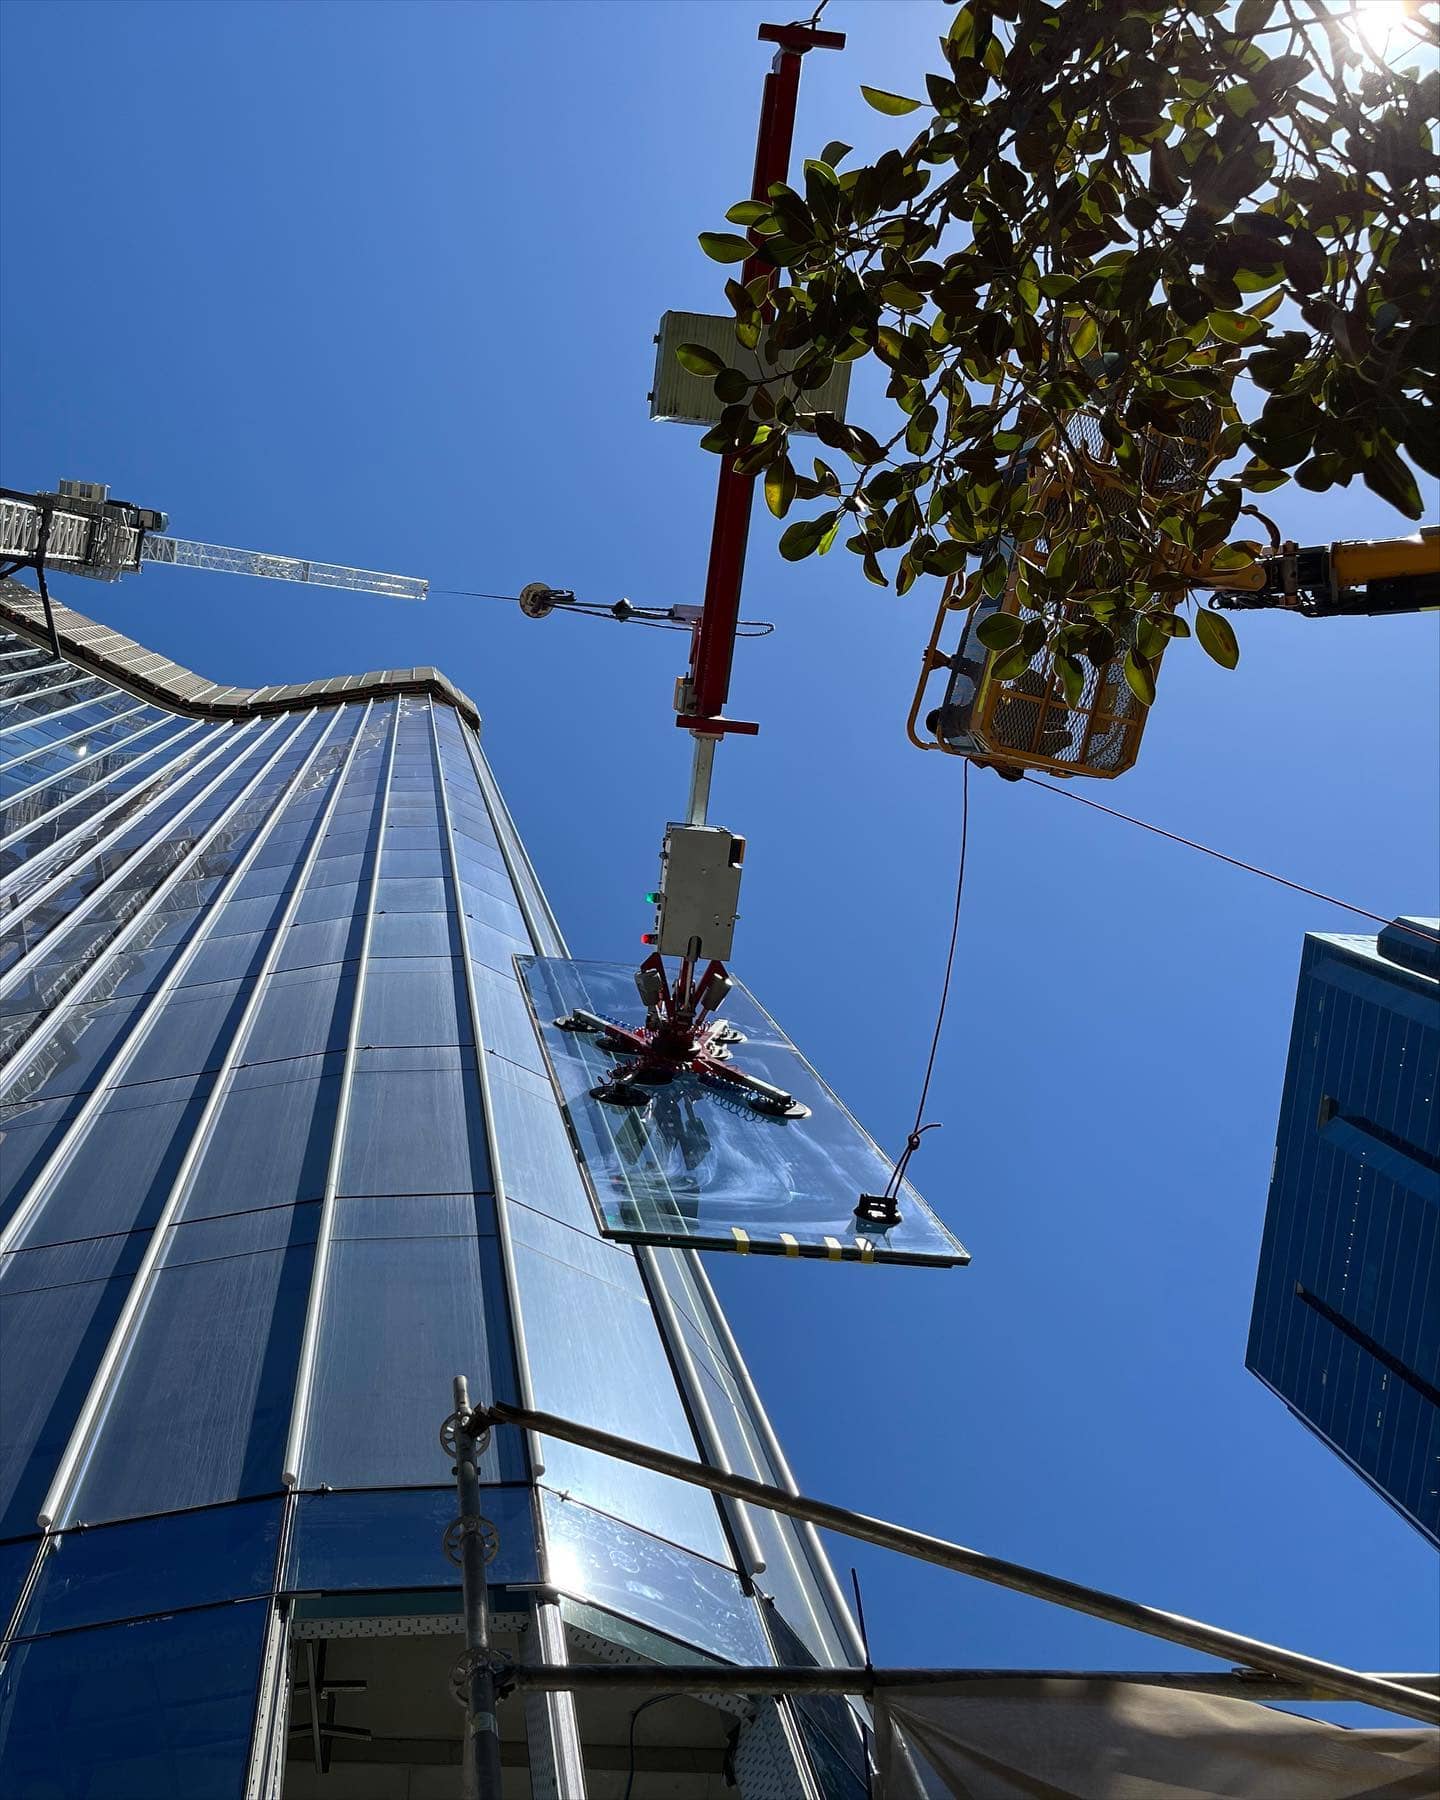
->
[280,697,402,1487]
[0,719,206,875]
[428,703,545,1455]
[0,705,162,818]
[31,705,367,1529]
[0,717,262,1002]
[0,708,334,1263]
[434,702,589,1800]
[0,675,100,728]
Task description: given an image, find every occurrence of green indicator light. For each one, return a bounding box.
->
[645,892,660,905]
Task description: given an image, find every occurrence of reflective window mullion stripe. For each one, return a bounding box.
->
[0,676,103,729]
[414,701,545,1499]
[0,706,162,820]
[0,709,331,1256]
[280,697,402,1488]
[0,717,278,1083]
[0,719,208,885]
[28,705,369,1532]
[0,718,254,1001]
[686,1254,869,1666]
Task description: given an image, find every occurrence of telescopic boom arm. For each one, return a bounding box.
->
[1199,527,1438,619]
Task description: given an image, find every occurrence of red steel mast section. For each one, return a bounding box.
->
[678,19,845,741]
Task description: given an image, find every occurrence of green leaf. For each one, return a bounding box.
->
[764,455,797,521]
[1054,653,1085,708]
[820,140,852,169]
[778,516,826,561]
[975,612,1023,651]
[1194,607,1240,669]
[675,343,725,377]
[990,645,1032,683]
[1362,445,1424,519]
[861,85,922,116]
[713,368,750,404]
[1123,651,1157,706]
[698,232,752,264]
[725,201,771,227]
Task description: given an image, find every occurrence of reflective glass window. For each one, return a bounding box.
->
[340,1047,490,1196]
[179,929,273,988]
[484,1056,591,1230]
[117,978,250,1087]
[462,883,528,939]
[375,876,449,913]
[514,1238,730,1562]
[68,1205,318,1522]
[369,909,460,958]
[0,1536,36,1634]
[384,825,443,851]
[469,919,532,976]
[304,1223,518,1487]
[359,956,469,1048]
[240,961,356,1065]
[179,1055,342,1220]
[15,1499,281,1639]
[293,880,361,925]
[14,1073,213,1249]
[519,958,970,1267]
[9,994,145,1102]
[306,851,366,888]
[203,893,289,938]
[0,1599,267,1800]
[285,1487,537,1592]
[275,913,364,970]
[0,1097,83,1226]
[381,848,446,877]
[0,1250,139,1535]
[473,964,545,1074]
[540,1492,770,1665]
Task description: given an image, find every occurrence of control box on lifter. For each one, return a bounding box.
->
[651,825,745,961]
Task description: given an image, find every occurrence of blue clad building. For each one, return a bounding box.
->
[0,580,930,1799]
[1247,916,1440,1547]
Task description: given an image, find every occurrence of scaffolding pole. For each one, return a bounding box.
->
[447,1376,506,1800]
[509,1664,1440,1703]
[462,1398,1440,1726]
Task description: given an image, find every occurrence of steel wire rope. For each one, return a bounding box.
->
[430,586,775,634]
[622,1693,686,1800]
[1017,774,1432,939]
[884,759,971,1202]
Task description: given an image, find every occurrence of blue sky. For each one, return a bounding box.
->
[3,0,1436,1717]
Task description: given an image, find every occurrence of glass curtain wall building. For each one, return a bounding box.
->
[1247,919,1440,1547]
[0,583,873,1800]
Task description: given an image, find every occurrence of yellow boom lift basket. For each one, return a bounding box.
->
[909,408,1223,779]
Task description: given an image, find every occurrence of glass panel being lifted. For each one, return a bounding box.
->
[516,957,968,1267]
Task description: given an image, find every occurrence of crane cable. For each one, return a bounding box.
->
[429,586,775,636]
[1018,774,1430,940]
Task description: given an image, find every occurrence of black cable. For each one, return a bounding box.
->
[885,759,970,1200]
[430,587,775,635]
[623,1693,684,1800]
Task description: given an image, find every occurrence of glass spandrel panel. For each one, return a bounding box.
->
[0,1536,37,1635]
[239,961,356,1064]
[304,1226,520,1487]
[117,978,251,1087]
[518,957,969,1268]
[540,1491,772,1665]
[285,1487,537,1592]
[369,908,460,958]
[0,1599,266,1800]
[473,963,546,1075]
[339,1046,490,1196]
[15,1498,281,1639]
[9,993,146,1102]
[275,913,365,970]
[484,1056,593,1230]
[179,1054,342,1220]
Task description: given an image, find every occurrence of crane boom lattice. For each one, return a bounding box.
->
[0,484,426,602]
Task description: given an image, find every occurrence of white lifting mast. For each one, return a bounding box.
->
[0,478,427,602]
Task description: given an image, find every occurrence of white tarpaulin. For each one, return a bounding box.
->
[873,1678,1440,1800]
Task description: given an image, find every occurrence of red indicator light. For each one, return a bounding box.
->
[640,932,658,946]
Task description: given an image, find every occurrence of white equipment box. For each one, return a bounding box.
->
[654,825,745,960]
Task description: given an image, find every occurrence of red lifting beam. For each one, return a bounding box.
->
[679,20,845,740]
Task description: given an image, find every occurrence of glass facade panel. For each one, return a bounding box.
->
[285,1486,537,1592]
[0,1599,267,1800]
[519,956,969,1266]
[179,1055,342,1219]
[238,960,356,1064]
[359,955,470,1048]
[15,1498,282,1638]
[540,1491,771,1665]
[340,1046,491,1195]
